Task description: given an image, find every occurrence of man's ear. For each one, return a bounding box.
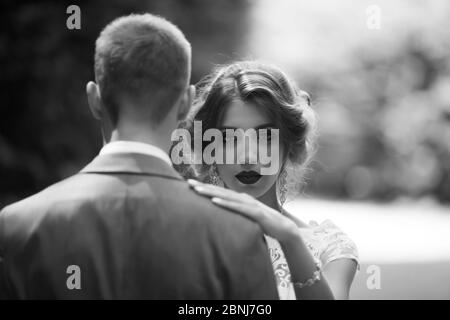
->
[86,81,102,120]
[177,85,195,121]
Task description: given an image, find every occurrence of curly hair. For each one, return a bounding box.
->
[175,61,317,202]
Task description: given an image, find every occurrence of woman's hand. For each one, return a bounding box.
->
[187,179,335,300]
[187,179,299,244]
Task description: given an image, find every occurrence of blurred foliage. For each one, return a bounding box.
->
[306,34,450,204]
[0,0,449,208]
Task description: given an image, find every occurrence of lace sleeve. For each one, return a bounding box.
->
[307,219,360,271]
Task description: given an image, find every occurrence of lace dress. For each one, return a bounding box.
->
[265,219,360,300]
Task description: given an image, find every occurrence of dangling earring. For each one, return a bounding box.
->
[277,168,288,207]
[208,163,221,186]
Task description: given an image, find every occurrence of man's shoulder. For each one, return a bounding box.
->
[1,173,91,215]
[0,174,264,250]
[166,181,263,236]
[0,173,104,239]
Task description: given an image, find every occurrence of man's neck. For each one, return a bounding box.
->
[108,124,171,154]
[257,183,281,212]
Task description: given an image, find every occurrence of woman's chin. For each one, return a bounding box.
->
[226,180,268,198]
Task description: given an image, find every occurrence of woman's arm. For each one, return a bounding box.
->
[284,210,359,299]
[279,229,335,300]
[188,180,334,300]
[322,259,357,300]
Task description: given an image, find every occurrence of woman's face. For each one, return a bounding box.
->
[216,99,284,198]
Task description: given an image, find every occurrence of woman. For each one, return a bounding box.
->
[175,61,359,300]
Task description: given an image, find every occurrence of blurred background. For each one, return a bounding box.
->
[1,0,449,299]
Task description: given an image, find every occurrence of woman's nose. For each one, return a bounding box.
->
[241,134,258,165]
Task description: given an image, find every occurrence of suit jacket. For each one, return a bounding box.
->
[0,152,278,299]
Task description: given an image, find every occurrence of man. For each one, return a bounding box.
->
[0,14,278,299]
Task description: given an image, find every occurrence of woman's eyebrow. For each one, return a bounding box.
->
[218,123,276,130]
[255,123,276,129]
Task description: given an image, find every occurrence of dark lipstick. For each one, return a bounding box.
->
[235,170,262,185]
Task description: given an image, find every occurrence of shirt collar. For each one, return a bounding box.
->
[99,141,172,167]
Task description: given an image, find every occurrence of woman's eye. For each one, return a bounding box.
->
[222,132,235,144]
[257,130,272,142]
[219,131,226,143]
[222,132,229,143]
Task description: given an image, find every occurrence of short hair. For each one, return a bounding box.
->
[94,13,191,125]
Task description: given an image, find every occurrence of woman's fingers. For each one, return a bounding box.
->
[188,180,301,242]
[196,186,243,202]
[188,180,248,202]
[187,179,274,227]
[187,179,202,186]
[211,197,261,220]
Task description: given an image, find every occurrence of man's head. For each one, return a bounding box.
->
[87,13,194,145]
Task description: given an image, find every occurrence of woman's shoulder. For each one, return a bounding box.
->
[307,219,345,234]
[300,219,360,269]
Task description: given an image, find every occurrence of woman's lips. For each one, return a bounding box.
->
[235,170,262,185]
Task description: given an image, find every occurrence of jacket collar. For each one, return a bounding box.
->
[99,141,172,167]
[80,152,183,181]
